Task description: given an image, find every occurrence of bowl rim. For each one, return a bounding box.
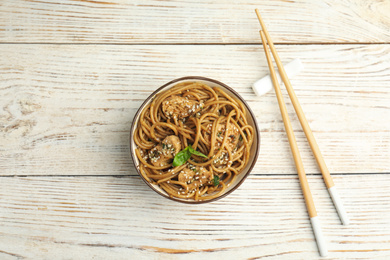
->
[129,76,260,204]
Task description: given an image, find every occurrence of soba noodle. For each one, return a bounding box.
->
[134,81,254,201]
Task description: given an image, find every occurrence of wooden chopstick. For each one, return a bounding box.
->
[259,31,316,218]
[259,30,327,257]
[260,31,317,218]
[255,8,349,226]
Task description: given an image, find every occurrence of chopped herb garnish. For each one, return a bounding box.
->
[213,175,220,186]
[149,150,160,159]
[162,143,167,149]
[239,134,243,141]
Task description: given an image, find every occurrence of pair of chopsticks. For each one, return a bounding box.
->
[255,9,349,257]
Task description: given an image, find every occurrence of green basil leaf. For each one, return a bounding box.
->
[172,145,208,167]
[188,145,208,158]
[172,146,191,167]
[213,175,220,186]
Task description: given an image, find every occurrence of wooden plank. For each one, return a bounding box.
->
[0,175,389,259]
[0,0,389,44]
[0,44,389,175]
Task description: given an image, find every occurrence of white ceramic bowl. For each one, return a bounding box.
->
[130,76,260,203]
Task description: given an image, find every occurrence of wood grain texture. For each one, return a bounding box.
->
[1,1,389,260]
[0,174,389,259]
[1,44,389,175]
[0,0,389,44]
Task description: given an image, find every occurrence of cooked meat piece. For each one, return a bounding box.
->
[148,145,165,166]
[203,119,240,155]
[216,122,240,152]
[149,135,181,166]
[210,121,240,166]
[197,167,213,183]
[178,167,195,183]
[162,135,181,155]
[162,95,201,119]
[178,165,213,191]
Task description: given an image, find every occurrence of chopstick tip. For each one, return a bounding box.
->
[254,9,265,29]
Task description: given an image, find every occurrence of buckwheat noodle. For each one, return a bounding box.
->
[134,81,254,201]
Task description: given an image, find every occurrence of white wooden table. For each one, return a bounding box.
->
[1,1,389,259]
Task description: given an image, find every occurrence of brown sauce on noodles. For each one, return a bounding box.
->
[134,81,254,201]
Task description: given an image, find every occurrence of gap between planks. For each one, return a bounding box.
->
[0,42,389,46]
[0,173,389,178]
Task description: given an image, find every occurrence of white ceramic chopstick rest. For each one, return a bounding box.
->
[252,58,304,96]
[328,186,350,225]
[310,216,328,257]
